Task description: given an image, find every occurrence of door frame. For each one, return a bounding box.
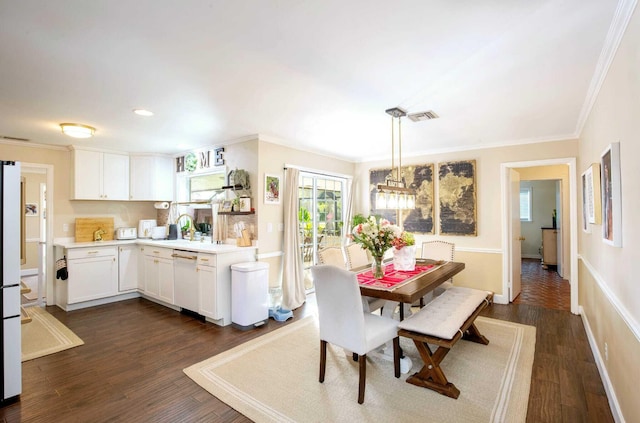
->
[500,157,578,314]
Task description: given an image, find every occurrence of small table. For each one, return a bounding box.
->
[357,259,466,320]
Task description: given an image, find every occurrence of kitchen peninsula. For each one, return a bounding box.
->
[54,239,257,326]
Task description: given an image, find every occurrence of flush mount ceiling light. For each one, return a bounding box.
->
[59,123,96,138]
[133,109,154,117]
[375,107,416,210]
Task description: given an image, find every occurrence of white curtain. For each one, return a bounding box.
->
[282,167,306,310]
[343,177,355,246]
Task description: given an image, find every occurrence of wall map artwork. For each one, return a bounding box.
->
[369,164,434,234]
[438,160,477,236]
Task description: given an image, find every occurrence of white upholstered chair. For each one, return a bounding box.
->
[311,265,400,404]
[420,240,455,302]
[317,246,346,268]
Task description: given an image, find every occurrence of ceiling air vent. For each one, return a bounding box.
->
[0,135,30,142]
[408,110,439,122]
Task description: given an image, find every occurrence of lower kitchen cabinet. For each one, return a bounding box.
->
[197,254,219,319]
[66,246,119,304]
[142,247,174,305]
[118,245,139,292]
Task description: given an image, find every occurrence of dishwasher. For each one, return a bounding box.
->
[172,250,199,313]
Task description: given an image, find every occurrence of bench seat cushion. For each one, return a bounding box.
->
[398,287,489,339]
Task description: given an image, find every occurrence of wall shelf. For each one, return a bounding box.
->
[218,211,255,216]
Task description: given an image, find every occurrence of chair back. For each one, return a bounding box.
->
[421,241,455,262]
[317,247,346,268]
[311,265,367,354]
[345,243,370,270]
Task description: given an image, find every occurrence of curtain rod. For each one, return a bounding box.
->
[283,163,352,180]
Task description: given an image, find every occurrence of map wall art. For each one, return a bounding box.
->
[369,164,435,234]
[438,160,477,236]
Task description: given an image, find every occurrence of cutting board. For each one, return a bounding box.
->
[75,218,115,242]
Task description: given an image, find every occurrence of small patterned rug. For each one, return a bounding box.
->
[21,306,84,362]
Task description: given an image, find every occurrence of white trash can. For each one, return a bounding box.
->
[231,261,269,329]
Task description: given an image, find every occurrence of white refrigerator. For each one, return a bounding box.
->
[1,160,21,404]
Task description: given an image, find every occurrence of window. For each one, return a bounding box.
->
[520,187,532,221]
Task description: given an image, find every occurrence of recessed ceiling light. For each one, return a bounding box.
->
[59,123,96,138]
[133,109,154,117]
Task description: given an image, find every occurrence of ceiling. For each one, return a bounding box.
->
[0,1,624,162]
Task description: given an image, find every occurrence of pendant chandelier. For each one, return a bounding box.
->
[375,107,416,210]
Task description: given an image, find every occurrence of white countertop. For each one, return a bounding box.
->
[54,238,258,254]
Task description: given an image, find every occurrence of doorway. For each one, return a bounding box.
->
[500,158,578,314]
[21,163,54,307]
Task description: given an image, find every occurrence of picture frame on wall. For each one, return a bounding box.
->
[600,143,622,247]
[438,160,477,236]
[581,171,591,233]
[264,173,281,204]
[25,202,38,216]
[220,200,233,213]
[582,163,602,227]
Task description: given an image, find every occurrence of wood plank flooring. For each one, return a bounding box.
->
[2,291,613,422]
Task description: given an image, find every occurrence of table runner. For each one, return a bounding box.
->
[356,262,443,291]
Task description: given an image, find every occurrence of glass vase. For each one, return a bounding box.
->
[372,255,385,279]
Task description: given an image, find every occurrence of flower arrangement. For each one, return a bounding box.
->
[351,215,402,259]
[392,231,415,250]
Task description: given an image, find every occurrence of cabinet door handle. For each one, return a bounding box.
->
[171,254,197,260]
[87,251,98,254]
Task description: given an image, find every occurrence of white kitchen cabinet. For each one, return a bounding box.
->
[71,148,129,200]
[66,246,119,304]
[118,245,139,292]
[197,254,218,319]
[142,247,174,304]
[129,155,174,201]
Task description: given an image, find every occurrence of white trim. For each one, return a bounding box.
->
[257,251,284,260]
[520,254,542,260]
[575,0,638,136]
[0,139,68,151]
[20,268,38,277]
[579,308,624,423]
[580,255,640,342]
[25,237,41,243]
[283,163,353,181]
[455,247,502,254]
[501,158,579,314]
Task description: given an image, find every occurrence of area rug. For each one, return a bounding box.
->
[184,316,536,423]
[21,306,84,362]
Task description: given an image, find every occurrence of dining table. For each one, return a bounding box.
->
[356,258,466,320]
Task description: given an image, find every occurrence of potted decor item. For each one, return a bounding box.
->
[392,231,416,271]
[351,215,402,279]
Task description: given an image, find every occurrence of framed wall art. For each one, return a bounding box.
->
[369,164,435,233]
[25,202,38,216]
[438,160,477,236]
[581,171,591,233]
[601,143,622,247]
[264,174,281,204]
[582,163,601,226]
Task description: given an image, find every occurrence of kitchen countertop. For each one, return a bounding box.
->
[54,238,258,254]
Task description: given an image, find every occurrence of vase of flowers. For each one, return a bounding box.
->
[351,215,402,279]
[392,231,416,271]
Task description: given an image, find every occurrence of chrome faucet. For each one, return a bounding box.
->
[93,228,106,241]
[176,213,195,241]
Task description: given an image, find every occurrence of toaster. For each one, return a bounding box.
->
[115,227,137,240]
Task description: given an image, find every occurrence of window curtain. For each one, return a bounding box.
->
[343,177,355,246]
[282,167,306,310]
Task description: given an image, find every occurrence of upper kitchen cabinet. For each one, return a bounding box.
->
[71,148,129,200]
[129,155,174,201]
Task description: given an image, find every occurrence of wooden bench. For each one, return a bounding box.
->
[397,286,493,399]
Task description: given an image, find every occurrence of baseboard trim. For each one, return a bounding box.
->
[579,307,624,423]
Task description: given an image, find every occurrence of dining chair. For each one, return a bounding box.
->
[311,265,400,404]
[420,240,455,303]
[317,246,346,268]
[344,243,386,313]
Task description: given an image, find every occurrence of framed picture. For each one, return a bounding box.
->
[220,200,233,213]
[601,143,622,247]
[438,160,477,236]
[582,163,601,226]
[25,202,38,216]
[265,174,280,204]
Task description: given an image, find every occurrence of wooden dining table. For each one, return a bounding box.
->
[357,259,466,320]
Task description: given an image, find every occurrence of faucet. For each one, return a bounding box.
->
[176,213,195,241]
[93,228,106,241]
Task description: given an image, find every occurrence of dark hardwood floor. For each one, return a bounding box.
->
[2,284,613,422]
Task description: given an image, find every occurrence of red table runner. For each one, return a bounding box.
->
[357,263,442,291]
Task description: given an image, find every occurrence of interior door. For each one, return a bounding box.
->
[510,169,522,301]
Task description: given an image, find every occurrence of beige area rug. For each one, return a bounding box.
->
[184,316,536,423]
[21,306,84,362]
